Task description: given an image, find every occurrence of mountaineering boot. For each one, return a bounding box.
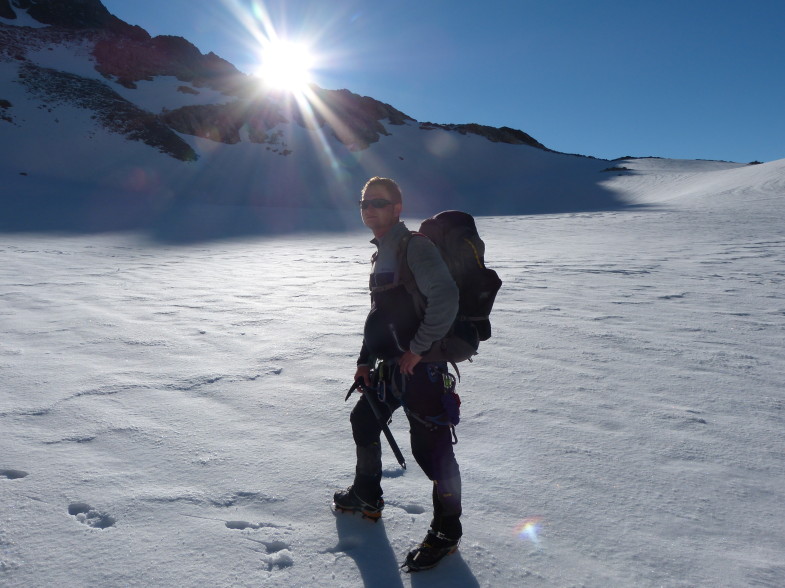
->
[332,486,384,521]
[401,529,460,572]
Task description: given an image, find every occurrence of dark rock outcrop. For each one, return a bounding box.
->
[161,101,287,145]
[160,88,413,152]
[19,62,197,160]
[300,88,414,150]
[15,0,112,31]
[0,97,12,123]
[420,121,549,150]
[92,33,241,92]
[25,0,114,28]
[0,0,16,20]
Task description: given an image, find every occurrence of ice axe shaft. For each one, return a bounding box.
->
[346,379,406,470]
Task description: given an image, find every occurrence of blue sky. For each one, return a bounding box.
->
[101,0,784,163]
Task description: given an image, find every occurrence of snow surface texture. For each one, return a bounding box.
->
[2,158,785,587]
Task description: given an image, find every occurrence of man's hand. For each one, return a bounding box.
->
[398,351,422,375]
[354,365,372,388]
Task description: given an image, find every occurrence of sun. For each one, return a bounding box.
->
[257,40,315,93]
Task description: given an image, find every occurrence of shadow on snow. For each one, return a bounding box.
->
[330,511,479,587]
[0,172,646,243]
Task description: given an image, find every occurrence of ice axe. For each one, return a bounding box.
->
[346,378,406,470]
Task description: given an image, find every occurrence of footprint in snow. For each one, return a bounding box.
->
[262,548,294,571]
[0,469,29,480]
[225,520,286,530]
[399,503,426,515]
[384,499,426,515]
[242,536,294,570]
[68,502,116,529]
[226,520,260,530]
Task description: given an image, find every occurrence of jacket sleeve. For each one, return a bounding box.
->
[406,235,459,356]
[357,340,370,366]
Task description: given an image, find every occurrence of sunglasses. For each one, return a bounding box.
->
[359,198,394,210]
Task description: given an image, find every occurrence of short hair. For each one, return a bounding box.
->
[362,177,402,204]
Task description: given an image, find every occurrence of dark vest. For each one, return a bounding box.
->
[362,235,423,361]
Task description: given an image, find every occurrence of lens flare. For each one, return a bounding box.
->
[514,517,544,545]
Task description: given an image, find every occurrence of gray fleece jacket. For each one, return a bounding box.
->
[365,221,458,357]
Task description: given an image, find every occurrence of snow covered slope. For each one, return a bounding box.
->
[600,157,783,205]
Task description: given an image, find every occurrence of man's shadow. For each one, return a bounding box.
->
[330,512,404,588]
[330,511,480,587]
[409,551,480,588]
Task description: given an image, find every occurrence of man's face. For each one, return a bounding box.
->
[360,184,402,237]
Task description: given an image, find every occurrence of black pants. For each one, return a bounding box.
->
[350,361,462,539]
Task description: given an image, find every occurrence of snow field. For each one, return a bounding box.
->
[2,158,785,586]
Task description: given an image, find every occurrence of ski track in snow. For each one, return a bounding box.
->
[2,162,785,586]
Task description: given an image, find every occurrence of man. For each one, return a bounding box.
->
[333,177,463,572]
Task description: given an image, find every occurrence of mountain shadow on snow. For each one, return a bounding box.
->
[0,172,641,243]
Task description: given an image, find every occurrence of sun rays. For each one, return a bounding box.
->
[211,0,393,209]
[255,39,315,93]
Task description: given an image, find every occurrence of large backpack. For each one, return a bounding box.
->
[400,210,502,364]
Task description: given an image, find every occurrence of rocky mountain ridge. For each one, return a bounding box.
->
[1,0,123,30]
[0,0,553,160]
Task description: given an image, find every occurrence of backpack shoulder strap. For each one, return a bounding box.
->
[398,231,428,289]
[398,231,427,314]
